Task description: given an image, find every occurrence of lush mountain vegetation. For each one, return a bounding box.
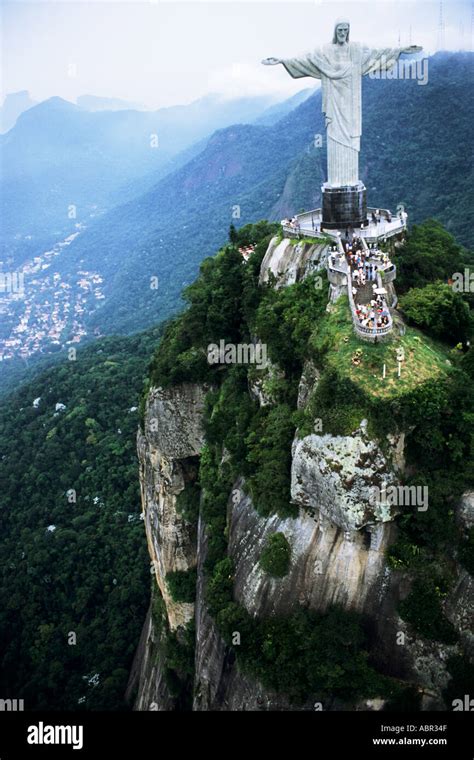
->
[0,328,163,709]
[1,50,473,710]
[145,219,473,706]
[1,214,472,709]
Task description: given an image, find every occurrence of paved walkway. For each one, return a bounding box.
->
[354,280,374,306]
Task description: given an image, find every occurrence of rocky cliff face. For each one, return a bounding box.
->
[228,478,393,619]
[259,236,329,287]
[131,240,472,712]
[134,377,471,710]
[126,604,175,711]
[138,384,207,631]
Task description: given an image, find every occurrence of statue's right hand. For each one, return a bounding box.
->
[262,57,281,65]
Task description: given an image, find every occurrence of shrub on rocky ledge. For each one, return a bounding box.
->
[166,569,197,603]
[259,533,292,577]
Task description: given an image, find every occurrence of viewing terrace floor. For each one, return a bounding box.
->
[282,207,407,243]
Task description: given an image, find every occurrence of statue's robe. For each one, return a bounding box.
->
[281,42,406,186]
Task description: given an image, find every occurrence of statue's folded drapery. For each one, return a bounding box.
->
[281,43,406,186]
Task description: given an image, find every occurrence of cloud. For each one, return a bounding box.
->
[207,61,309,101]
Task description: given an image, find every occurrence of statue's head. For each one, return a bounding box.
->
[333,19,350,45]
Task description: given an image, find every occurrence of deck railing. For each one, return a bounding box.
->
[282,207,407,241]
[347,267,393,341]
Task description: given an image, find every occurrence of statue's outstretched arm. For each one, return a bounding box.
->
[262,52,322,80]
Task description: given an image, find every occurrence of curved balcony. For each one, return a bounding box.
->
[347,268,393,342]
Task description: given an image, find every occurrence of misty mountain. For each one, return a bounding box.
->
[1,52,472,394]
[254,87,315,125]
[0,92,281,265]
[76,94,146,111]
[48,52,474,338]
[0,90,37,134]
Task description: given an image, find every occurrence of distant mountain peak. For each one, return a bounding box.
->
[11,96,79,128]
[0,90,37,133]
[41,96,77,109]
[2,90,31,103]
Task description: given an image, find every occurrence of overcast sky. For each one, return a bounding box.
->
[1,0,472,109]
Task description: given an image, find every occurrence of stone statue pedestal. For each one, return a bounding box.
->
[322,182,367,229]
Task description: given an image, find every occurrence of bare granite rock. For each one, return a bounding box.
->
[259,236,328,287]
[138,383,208,631]
[291,427,398,531]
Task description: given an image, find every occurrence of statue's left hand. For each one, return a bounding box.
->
[262,57,281,66]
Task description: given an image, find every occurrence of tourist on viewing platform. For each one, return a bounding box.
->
[371,211,377,224]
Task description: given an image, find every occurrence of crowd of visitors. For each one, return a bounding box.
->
[354,296,390,330]
[283,216,301,233]
[343,239,392,331]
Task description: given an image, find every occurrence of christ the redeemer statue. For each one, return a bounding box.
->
[263,19,421,188]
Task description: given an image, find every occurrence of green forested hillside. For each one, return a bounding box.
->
[1,93,279,265]
[44,53,473,340]
[1,53,471,402]
[1,216,472,709]
[360,52,473,246]
[146,220,473,706]
[0,328,162,709]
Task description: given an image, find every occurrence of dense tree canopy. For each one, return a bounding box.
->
[0,330,160,709]
[400,281,472,344]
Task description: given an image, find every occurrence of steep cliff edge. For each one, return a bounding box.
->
[132,223,473,711]
[138,383,207,631]
[132,382,208,709]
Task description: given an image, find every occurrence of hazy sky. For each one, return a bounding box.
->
[1,0,472,109]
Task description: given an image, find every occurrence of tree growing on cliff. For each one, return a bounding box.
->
[166,569,197,603]
[259,533,292,577]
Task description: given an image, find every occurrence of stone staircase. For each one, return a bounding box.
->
[354,280,374,306]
